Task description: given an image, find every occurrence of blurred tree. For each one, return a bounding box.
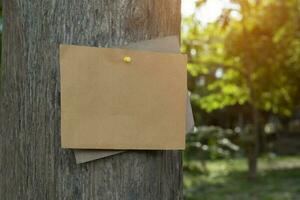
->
[183,0,300,179]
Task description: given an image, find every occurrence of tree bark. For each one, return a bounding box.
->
[0,1,182,199]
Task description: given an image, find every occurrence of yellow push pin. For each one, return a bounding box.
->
[123,56,132,63]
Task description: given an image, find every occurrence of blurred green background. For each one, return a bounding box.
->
[182,0,300,199]
[1,0,300,199]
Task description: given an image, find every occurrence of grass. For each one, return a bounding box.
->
[184,156,300,200]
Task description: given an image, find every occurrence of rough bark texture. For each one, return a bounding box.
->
[0,1,182,199]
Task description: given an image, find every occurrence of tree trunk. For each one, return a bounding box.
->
[247,146,258,180]
[247,106,260,180]
[0,1,182,199]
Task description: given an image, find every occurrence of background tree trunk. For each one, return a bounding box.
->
[247,106,260,180]
[0,0,182,199]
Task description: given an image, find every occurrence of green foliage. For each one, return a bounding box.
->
[183,0,300,116]
[185,126,240,162]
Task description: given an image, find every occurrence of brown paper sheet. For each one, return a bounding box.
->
[73,36,194,164]
[60,37,187,150]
